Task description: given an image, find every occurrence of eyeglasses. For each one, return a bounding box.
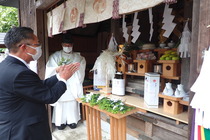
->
[18,43,41,47]
[26,43,41,47]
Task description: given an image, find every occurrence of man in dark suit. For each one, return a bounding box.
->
[0,27,80,140]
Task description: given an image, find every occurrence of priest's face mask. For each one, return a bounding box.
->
[62,43,73,53]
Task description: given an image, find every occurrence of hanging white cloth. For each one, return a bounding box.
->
[45,50,86,125]
[149,8,153,41]
[190,48,210,129]
[122,15,129,42]
[91,35,119,82]
[47,11,53,37]
[131,12,140,43]
[107,34,118,52]
[178,21,191,58]
[162,4,176,38]
[91,50,118,82]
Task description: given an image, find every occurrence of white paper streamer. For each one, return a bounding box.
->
[131,12,141,43]
[149,8,153,41]
[178,21,191,58]
[190,49,210,129]
[108,34,118,52]
[162,4,176,38]
[122,15,129,42]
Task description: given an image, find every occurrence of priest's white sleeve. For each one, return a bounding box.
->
[67,55,86,99]
[45,53,60,79]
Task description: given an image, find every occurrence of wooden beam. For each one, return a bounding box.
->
[36,9,46,79]
[35,0,61,10]
[154,121,188,137]
[197,0,210,72]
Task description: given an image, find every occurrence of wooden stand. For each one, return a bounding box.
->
[82,85,94,121]
[133,60,154,74]
[84,91,188,124]
[85,105,102,140]
[158,60,180,77]
[159,93,183,115]
[77,98,138,140]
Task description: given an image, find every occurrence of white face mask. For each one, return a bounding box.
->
[27,45,42,61]
[63,46,73,53]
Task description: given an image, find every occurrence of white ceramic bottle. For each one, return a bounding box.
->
[175,84,186,97]
[163,82,174,96]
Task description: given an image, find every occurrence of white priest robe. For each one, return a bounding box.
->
[45,50,86,126]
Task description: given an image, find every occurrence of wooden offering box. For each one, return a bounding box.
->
[133,60,154,74]
[116,56,127,73]
[116,56,132,74]
[158,60,180,77]
[159,93,183,115]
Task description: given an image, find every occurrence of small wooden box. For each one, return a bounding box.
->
[133,60,154,74]
[158,60,180,77]
[159,93,183,115]
[116,61,127,73]
[116,56,132,74]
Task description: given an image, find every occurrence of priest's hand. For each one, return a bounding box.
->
[58,62,80,80]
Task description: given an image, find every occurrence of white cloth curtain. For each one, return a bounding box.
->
[84,0,113,24]
[47,0,167,35]
[119,0,164,14]
[63,0,86,31]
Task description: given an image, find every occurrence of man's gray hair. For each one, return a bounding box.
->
[4,27,34,52]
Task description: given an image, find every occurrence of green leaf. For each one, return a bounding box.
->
[58,57,71,66]
[0,6,19,33]
[81,93,135,114]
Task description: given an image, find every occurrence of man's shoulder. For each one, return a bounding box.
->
[49,51,63,59]
[51,50,62,56]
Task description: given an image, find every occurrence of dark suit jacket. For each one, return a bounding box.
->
[0,56,67,140]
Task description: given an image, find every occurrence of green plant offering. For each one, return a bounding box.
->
[58,57,71,66]
[81,93,135,114]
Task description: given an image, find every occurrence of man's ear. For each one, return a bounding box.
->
[19,44,27,52]
[19,44,25,48]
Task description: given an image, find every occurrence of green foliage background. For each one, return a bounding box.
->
[0,5,19,33]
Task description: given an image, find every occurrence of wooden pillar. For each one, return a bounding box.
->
[36,9,47,79]
[181,0,193,91]
[188,1,200,139]
[110,117,126,140]
[196,0,210,72]
[189,0,210,139]
[85,105,102,140]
